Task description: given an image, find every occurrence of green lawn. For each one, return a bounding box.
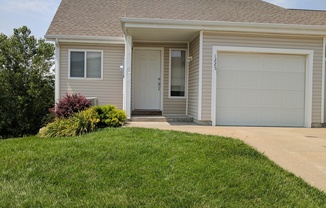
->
[0,128,325,207]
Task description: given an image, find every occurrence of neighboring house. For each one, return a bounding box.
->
[45,0,326,127]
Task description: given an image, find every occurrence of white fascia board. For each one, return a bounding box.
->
[121,18,326,36]
[45,35,125,44]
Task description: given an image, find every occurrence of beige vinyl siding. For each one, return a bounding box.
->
[202,32,324,124]
[133,42,187,114]
[188,35,200,119]
[59,43,125,109]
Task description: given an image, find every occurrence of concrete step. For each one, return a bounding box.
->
[129,115,193,122]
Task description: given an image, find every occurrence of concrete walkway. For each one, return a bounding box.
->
[125,122,326,192]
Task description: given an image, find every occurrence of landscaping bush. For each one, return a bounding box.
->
[38,117,79,138]
[39,108,100,138]
[52,93,91,118]
[39,105,126,138]
[93,105,127,127]
[74,108,100,135]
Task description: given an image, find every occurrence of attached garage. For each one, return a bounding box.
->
[211,46,314,127]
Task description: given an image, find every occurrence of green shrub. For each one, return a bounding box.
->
[38,108,100,138]
[74,108,100,135]
[38,117,79,138]
[93,105,126,127]
[38,105,126,138]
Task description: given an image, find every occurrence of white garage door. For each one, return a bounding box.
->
[216,52,305,127]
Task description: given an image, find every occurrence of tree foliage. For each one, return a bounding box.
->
[0,26,55,138]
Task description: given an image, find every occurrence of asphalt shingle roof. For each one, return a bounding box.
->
[46,0,326,37]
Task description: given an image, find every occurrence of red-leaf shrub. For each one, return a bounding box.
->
[52,93,91,118]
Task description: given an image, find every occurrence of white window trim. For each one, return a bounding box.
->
[68,49,103,80]
[169,48,187,99]
[211,46,314,128]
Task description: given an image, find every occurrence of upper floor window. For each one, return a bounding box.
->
[69,50,103,79]
[169,49,186,97]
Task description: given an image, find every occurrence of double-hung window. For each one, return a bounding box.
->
[169,49,186,97]
[69,50,103,79]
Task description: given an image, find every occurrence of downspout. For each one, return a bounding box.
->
[322,36,326,123]
[54,38,60,103]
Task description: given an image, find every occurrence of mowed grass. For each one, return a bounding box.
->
[0,128,325,207]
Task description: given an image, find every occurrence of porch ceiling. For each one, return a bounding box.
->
[125,28,199,42]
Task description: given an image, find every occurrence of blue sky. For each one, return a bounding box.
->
[0,0,325,39]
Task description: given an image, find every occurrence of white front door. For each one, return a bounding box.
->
[133,49,161,110]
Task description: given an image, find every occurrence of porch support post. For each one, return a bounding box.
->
[123,35,132,119]
[322,36,326,123]
[198,30,203,121]
[54,38,60,103]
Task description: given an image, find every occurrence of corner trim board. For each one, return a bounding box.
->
[55,39,60,103]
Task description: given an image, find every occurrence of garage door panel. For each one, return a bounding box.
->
[217,71,239,89]
[261,72,281,90]
[239,72,260,89]
[219,53,242,70]
[216,52,305,127]
[262,92,281,108]
[262,56,282,72]
[281,110,304,126]
[282,91,305,108]
[216,90,238,107]
[216,109,237,125]
[240,110,260,125]
[240,91,262,107]
[281,73,305,90]
[242,55,263,72]
[261,110,280,125]
[283,56,305,73]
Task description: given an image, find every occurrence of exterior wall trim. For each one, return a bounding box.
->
[124,35,132,119]
[211,46,314,128]
[186,42,190,115]
[55,39,60,102]
[132,47,165,112]
[198,30,203,120]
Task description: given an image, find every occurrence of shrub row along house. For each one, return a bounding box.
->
[46,0,326,127]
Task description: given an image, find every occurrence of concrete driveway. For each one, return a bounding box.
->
[125,122,326,192]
